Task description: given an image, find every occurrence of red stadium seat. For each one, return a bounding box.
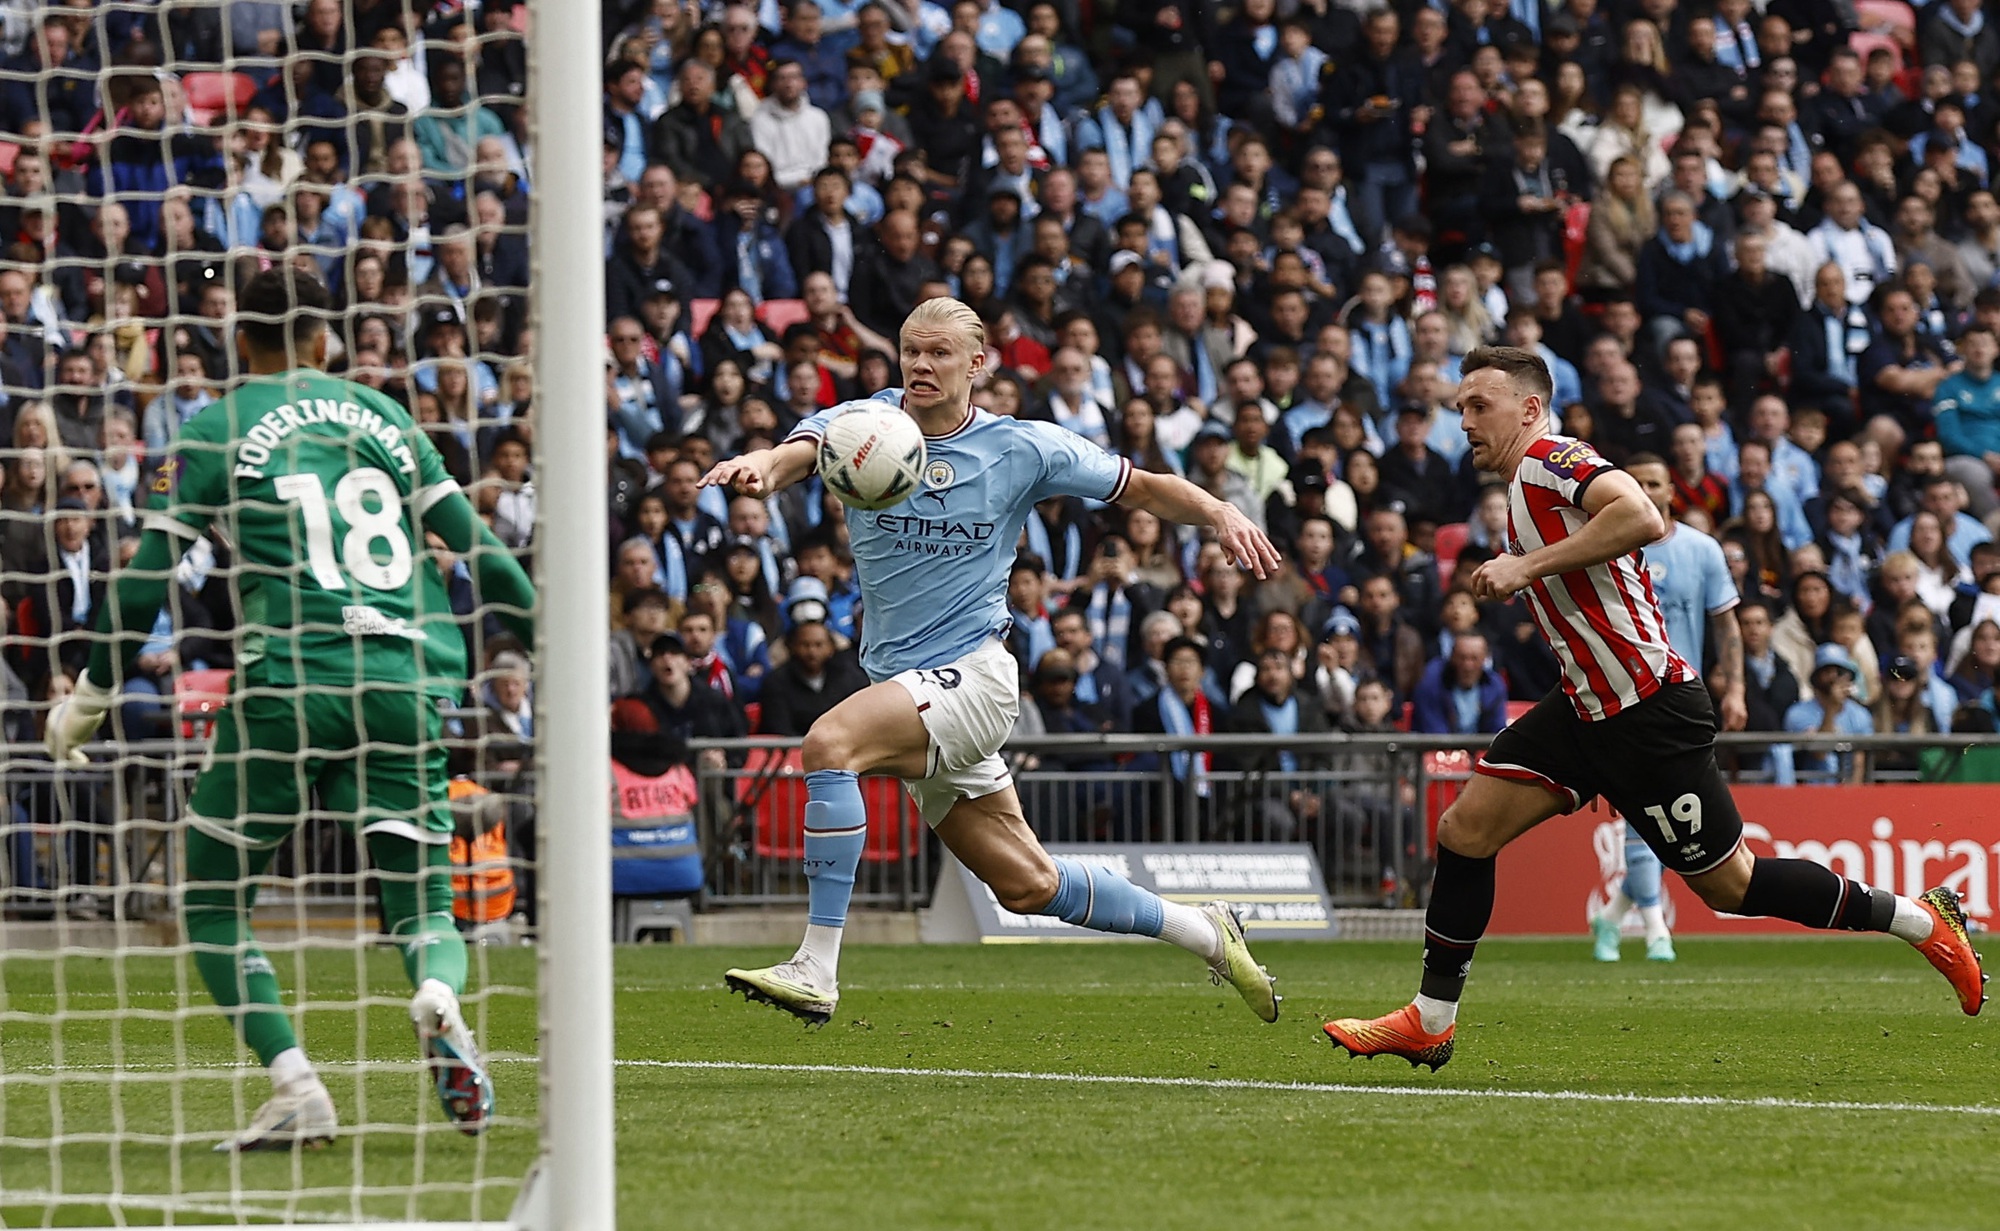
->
[743,748,915,863]
[1434,521,1469,586]
[1422,749,1475,851]
[746,746,808,860]
[1505,700,1534,725]
[175,668,232,738]
[1563,200,1590,292]
[860,776,920,862]
[0,141,20,178]
[1702,319,1725,373]
[688,297,721,337]
[180,72,257,125]
[1847,31,1903,75]
[742,701,762,735]
[756,298,809,334]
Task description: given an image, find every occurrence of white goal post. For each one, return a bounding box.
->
[524,0,616,1226]
[0,0,613,1225]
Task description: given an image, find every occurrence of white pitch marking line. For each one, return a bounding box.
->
[9,1057,1996,1119]
[1,1189,391,1224]
[623,1058,2000,1118]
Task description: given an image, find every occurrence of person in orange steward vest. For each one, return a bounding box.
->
[448,777,515,925]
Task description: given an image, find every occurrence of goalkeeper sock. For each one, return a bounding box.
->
[183,831,297,1066]
[391,912,469,994]
[374,836,469,995]
[268,1046,318,1096]
[1039,858,1219,957]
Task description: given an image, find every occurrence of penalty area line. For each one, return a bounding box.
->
[623,1058,2000,1119]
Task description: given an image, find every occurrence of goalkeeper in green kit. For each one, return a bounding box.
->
[45,268,537,1151]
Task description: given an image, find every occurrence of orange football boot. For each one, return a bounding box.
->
[1912,887,1987,1016]
[1323,1003,1455,1071]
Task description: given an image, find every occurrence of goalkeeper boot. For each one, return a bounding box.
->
[1323,1004,1456,1072]
[1590,909,1622,963]
[1201,901,1280,1023]
[216,1082,337,1153]
[1911,887,1988,1016]
[411,980,494,1134]
[725,959,838,1026]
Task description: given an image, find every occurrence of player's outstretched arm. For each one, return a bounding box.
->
[1469,469,1665,600]
[47,529,180,762]
[422,489,537,645]
[1118,469,1282,579]
[700,439,818,499]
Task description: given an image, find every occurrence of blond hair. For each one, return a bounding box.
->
[901,296,986,351]
[1881,550,1921,580]
[11,400,56,451]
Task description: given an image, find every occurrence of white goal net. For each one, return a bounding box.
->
[0,1,609,1226]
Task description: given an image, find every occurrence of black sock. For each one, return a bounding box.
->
[1420,846,1496,1004]
[1736,857,1895,932]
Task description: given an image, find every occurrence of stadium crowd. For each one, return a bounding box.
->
[2,0,2000,802]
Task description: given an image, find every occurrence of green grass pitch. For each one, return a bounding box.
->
[2,938,1993,1228]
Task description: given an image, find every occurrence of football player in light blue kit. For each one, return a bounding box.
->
[699,298,1286,1025]
[1591,454,1748,962]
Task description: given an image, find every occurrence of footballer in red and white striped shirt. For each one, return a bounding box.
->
[1322,346,1986,1072]
[1501,434,1697,720]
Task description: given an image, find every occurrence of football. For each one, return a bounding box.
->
[818,407,927,511]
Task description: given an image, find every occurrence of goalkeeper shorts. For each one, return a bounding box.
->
[184,686,454,850]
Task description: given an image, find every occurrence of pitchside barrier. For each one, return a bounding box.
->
[0,740,532,927]
[687,731,2000,932]
[923,844,1341,943]
[6,732,1993,941]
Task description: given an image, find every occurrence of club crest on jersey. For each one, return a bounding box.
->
[925,459,955,489]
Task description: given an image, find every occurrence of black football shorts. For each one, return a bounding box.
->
[1477,680,1746,876]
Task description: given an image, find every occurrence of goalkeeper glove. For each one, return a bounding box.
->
[45,675,114,765]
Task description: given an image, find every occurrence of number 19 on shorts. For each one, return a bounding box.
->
[1643,793,1703,844]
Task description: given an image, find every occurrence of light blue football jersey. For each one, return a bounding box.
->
[788,391,1134,682]
[1639,524,1737,668]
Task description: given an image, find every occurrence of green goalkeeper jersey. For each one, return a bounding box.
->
[142,369,469,696]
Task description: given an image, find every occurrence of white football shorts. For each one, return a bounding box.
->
[889,636,1020,825]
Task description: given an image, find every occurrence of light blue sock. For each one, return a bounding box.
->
[803,770,866,928]
[1622,834,1664,909]
[1041,857,1165,936]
